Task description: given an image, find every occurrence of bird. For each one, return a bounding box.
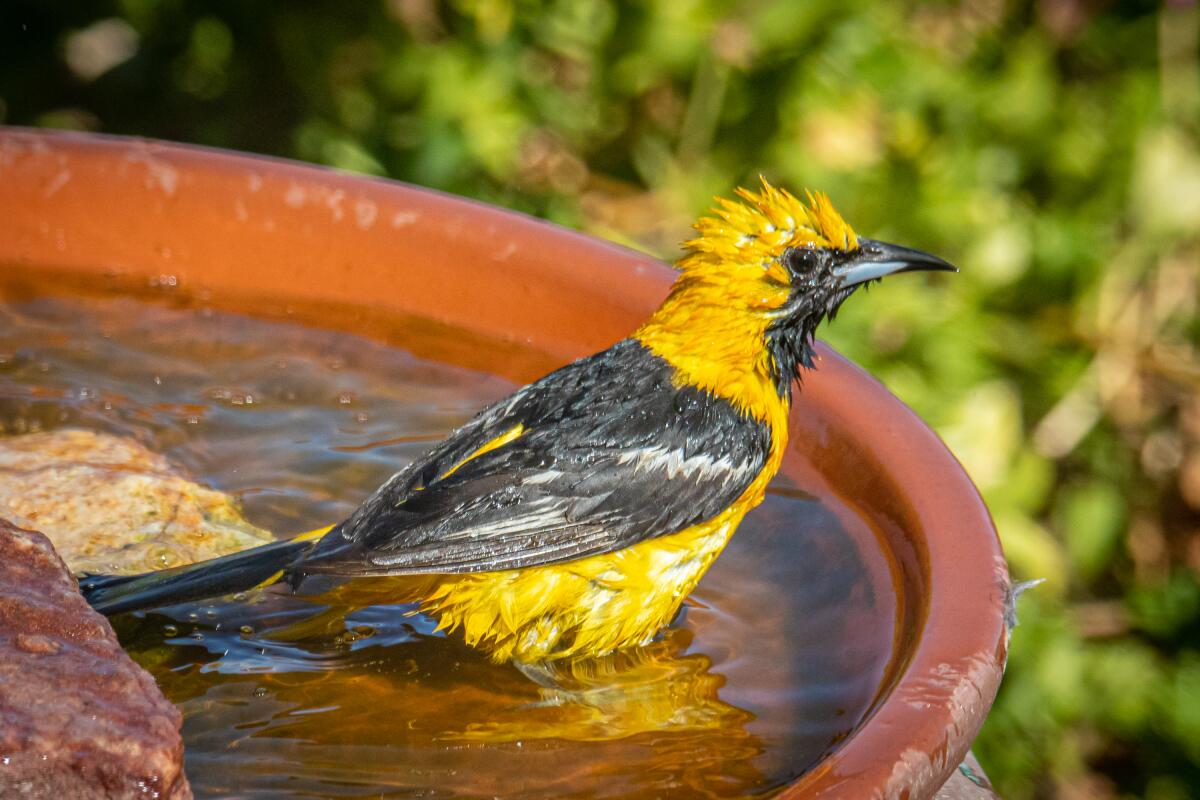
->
[82,179,955,664]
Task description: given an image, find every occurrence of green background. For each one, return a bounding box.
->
[3,1,1198,797]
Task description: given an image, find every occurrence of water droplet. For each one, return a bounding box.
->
[162,624,178,636]
[253,687,268,698]
[190,631,205,641]
[337,391,356,405]
[187,611,199,621]
[239,625,254,635]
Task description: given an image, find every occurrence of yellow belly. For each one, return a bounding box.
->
[420,504,750,662]
[302,361,786,664]
[309,422,785,662]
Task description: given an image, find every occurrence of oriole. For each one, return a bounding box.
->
[83,179,954,663]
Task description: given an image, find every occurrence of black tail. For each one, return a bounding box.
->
[82,538,315,615]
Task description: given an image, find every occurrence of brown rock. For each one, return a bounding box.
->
[0,519,192,800]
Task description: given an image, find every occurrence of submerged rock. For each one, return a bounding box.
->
[0,519,192,799]
[0,429,273,574]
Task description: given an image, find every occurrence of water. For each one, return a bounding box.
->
[0,270,901,799]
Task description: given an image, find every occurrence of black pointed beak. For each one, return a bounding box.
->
[834,238,958,288]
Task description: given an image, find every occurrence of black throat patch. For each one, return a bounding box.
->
[765,316,818,400]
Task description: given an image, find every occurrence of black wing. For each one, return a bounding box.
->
[298,339,771,576]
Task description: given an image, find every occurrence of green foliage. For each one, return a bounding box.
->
[3,1,1198,795]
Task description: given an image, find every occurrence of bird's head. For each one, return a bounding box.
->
[660,178,955,395]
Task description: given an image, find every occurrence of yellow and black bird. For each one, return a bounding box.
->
[83,180,954,663]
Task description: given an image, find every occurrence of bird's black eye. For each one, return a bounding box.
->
[783,246,823,278]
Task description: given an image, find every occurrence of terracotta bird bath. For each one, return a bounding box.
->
[0,128,1009,799]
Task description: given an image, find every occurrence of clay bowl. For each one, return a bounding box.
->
[0,128,1009,799]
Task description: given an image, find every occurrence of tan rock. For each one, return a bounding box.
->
[0,429,273,574]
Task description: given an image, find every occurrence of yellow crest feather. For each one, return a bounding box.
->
[680,177,858,273]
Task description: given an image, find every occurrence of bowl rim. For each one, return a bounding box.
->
[0,126,1010,800]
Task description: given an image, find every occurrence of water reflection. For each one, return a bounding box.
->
[465,629,755,742]
[117,595,768,799]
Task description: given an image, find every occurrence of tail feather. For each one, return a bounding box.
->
[82,538,315,615]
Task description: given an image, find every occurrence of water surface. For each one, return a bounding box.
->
[0,270,900,798]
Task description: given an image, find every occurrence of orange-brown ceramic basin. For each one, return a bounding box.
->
[0,128,1009,799]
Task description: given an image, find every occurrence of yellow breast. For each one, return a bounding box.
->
[419,501,751,662]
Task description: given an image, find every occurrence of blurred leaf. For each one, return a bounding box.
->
[1164,653,1200,765]
[1128,572,1200,640]
[994,509,1067,591]
[1085,640,1160,736]
[1059,480,1126,585]
[941,380,1023,490]
[1133,127,1200,237]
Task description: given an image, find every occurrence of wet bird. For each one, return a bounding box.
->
[83,179,955,663]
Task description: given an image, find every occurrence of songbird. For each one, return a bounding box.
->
[83,179,955,663]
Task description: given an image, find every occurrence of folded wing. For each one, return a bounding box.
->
[299,339,770,576]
